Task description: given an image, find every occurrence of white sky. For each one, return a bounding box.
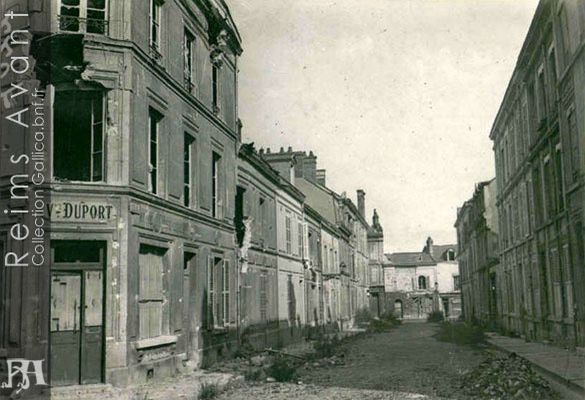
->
[227,0,539,253]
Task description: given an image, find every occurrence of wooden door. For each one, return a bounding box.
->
[50,272,82,386]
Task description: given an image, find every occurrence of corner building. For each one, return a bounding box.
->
[3,0,243,386]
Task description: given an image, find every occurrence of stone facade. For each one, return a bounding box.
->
[488,0,585,347]
[455,180,500,328]
[382,238,462,320]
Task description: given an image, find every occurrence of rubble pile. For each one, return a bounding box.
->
[461,353,559,399]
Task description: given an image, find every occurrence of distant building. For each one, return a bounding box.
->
[368,209,387,316]
[383,238,461,320]
[455,180,500,327]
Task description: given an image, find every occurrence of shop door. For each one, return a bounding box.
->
[50,270,103,386]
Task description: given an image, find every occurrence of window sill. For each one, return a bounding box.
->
[135,335,177,350]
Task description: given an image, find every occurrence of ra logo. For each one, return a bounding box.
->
[1,359,47,394]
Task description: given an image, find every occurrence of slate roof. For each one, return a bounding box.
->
[431,244,457,261]
[294,177,337,226]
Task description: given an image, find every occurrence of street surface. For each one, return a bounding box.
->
[218,322,487,399]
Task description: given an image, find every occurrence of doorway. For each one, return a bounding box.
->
[50,241,105,386]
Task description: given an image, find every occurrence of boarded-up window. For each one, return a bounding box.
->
[138,245,166,339]
[54,91,105,182]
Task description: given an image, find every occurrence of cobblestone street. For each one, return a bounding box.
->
[217,322,488,400]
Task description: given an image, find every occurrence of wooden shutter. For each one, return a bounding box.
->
[207,255,214,328]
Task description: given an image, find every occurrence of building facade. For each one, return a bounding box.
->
[489,0,585,347]
[383,238,461,320]
[455,180,500,328]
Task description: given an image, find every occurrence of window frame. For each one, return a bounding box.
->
[183,27,196,93]
[53,90,106,183]
[58,0,109,35]
[148,108,162,195]
[183,133,195,207]
[212,151,222,218]
[149,0,163,59]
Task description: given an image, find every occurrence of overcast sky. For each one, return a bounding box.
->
[227,0,539,253]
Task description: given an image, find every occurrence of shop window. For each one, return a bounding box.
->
[54,91,104,182]
[59,0,108,35]
[138,245,167,339]
[53,241,103,263]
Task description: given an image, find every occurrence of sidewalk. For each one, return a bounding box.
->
[486,332,585,397]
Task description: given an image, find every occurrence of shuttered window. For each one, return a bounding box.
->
[259,274,268,322]
[207,257,230,328]
[138,245,166,339]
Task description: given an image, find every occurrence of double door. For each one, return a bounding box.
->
[50,269,104,386]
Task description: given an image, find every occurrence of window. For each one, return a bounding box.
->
[453,275,461,291]
[59,0,108,34]
[297,222,303,257]
[183,134,195,207]
[418,275,427,290]
[537,68,547,123]
[287,274,295,322]
[559,6,571,64]
[207,257,230,328]
[138,245,166,339]
[212,64,220,112]
[150,0,163,57]
[447,249,456,261]
[184,29,195,92]
[567,109,580,182]
[54,91,104,182]
[548,48,557,104]
[555,145,565,212]
[533,165,544,226]
[148,108,161,194]
[212,152,221,218]
[221,260,230,326]
[285,215,292,254]
[543,156,555,219]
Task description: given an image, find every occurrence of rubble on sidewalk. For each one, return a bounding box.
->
[460,352,560,399]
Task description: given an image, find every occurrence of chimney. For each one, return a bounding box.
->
[316,169,326,186]
[357,190,365,218]
[425,236,434,255]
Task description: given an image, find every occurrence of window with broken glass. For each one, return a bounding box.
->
[59,0,108,34]
[54,91,105,182]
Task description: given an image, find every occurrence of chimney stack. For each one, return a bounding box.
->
[357,190,366,218]
[316,169,326,186]
[425,236,434,256]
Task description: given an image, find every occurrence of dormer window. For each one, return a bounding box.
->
[59,0,108,35]
[447,249,456,261]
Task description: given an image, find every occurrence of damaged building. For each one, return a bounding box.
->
[0,0,389,391]
[383,237,462,320]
